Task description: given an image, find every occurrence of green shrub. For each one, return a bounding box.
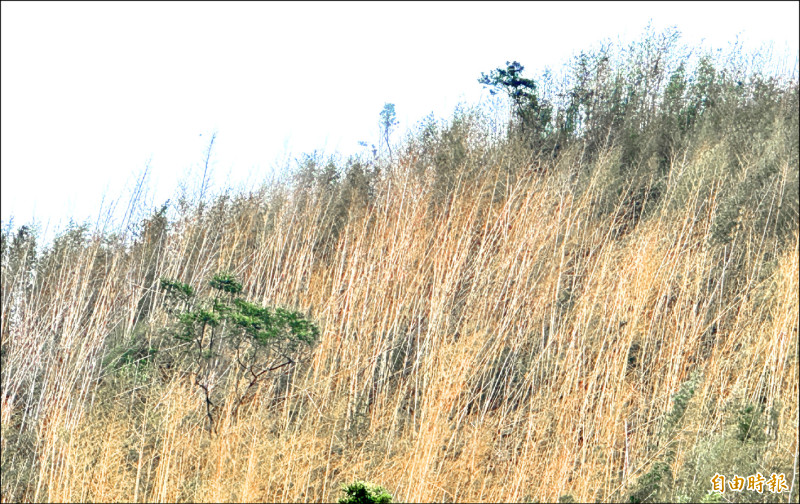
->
[629,379,792,504]
[338,480,393,504]
[671,400,791,504]
[160,272,320,434]
[628,372,701,503]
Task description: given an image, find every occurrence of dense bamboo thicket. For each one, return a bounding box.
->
[2,28,798,502]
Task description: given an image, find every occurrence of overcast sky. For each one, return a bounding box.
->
[2,1,798,243]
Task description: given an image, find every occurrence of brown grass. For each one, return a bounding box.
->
[3,133,797,503]
[2,38,799,500]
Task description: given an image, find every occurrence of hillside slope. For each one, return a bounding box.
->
[2,30,798,503]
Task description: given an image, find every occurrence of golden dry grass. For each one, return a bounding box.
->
[3,32,800,499]
[2,131,797,502]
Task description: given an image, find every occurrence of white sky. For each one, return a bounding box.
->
[2,1,798,243]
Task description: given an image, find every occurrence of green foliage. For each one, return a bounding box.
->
[160,278,194,302]
[290,152,379,262]
[629,461,673,503]
[132,201,170,323]
[628,379,792,504]
[735,404,767,443]
[119,346,158,369]
[629,372,701,503]
[663,372,702,440]
[104,335,160,383]
[709,113,799,249]
[699,490,724,503]
[1,223,39,346]
[160,272,320,433]
[1,224,38,295]
[338,480,393,504]
[470,25,796,227]
[0,221,7,270]
[208,272,243,294]
[408,105,486,215]
[479,61,539,110]
[431,110,470,201]
[667,399,790,504]
[479,61,551,141]
[340,158,376,213]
